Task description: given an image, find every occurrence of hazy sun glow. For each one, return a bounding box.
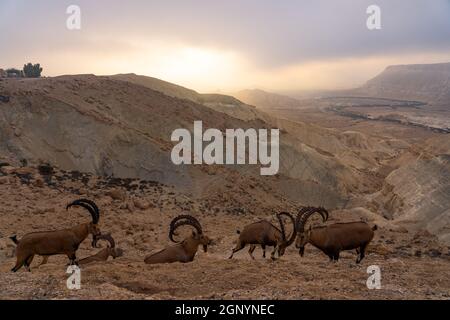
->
[150,47,241,92]
[39,39,450,93]
[44,40,243,93]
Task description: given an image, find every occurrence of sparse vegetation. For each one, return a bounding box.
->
[23,63,43,78]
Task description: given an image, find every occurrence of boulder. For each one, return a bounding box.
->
[133,198,151,210]
[107,188,127,201]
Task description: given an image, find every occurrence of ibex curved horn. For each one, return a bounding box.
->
[276,212,295,242]
[296,207,329,233]
[318,206,329,221]
[169,215,202,243]
[295,206,313,231]
[66,199,100,224]
[95,233,115,248]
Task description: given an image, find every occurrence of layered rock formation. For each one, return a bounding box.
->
[356,62,450,105]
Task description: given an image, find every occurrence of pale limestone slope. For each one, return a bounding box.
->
[0,75,385,208]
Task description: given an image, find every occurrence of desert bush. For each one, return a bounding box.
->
[23,63,43,78]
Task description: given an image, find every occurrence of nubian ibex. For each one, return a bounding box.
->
[295,207,377,263]
[78,233,123,265]
[228,210,300,260]
[144,215,212,264]
[11,199,101,272]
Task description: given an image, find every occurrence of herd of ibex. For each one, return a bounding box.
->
[8,199,377,272]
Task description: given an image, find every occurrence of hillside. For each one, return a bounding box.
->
[368,135,450,243]
[234,89,308,110]
[1,74,448,222]
[109,74,401,206]
[355,62,450,105]
[0,74,395,210]
[111,73,200,102]
[0,74,449,300]
[111,73,244,108]
[111,74,263,122]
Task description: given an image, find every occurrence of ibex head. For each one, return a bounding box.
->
[295,206,329,256]
[90,232,124,258]
[169,215,212,252]
[66,199,101,247]
[100,232,124,258]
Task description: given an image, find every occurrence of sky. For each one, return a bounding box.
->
[1,0,450,93]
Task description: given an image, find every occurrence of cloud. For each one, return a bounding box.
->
[1,0,450,91]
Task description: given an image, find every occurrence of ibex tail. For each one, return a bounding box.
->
[9,235,19,245]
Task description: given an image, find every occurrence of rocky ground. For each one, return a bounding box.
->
[1,73,449,300]
[0,165,449,300]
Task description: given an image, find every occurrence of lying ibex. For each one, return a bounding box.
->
[78,233,123,265]
[11,199,101,272]
[228,210,299,260]
[295,207,377,263]
[144,215,211,264]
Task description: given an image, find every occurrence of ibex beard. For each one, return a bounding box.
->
[171,121,280,175]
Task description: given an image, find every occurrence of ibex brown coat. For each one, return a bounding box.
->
[295,207,377,263]
[144,215,211,264]
[79,233,123,265]
[11,199,101,272]
[228,211,298,260]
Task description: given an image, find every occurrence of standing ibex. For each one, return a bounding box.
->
[9,236,51,268]
[228,211,299,260]
[11,199,101,272]
[78,233,123,265]
[144,215,212,264]
[295,207,377,263]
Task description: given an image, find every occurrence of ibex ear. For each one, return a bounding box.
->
[192,230,198,238]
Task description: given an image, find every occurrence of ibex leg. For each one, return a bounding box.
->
[228,242,245,259]
[270,245,278,260]
[11,255,27,272]
[356,244,367,263]
[38,256,49,267]
[248,245,256,260]
[24,255,35,271]
[67,252,78,266]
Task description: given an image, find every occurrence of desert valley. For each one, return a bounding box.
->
[0,62,449,299]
